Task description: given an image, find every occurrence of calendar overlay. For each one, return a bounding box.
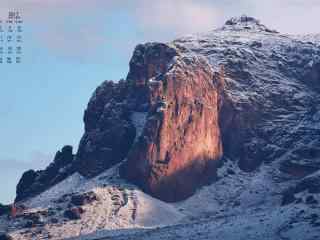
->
[0,10,23,64]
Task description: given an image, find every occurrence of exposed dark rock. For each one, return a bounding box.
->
[15,145,75,202]
[75,80,136,177]
[47,208,55,217]
[295,171,320,194]
[70,192,98,206]
[64,207,84,220]
[16,170,38,201]
[310,213,319,222]
[233,200,241,207]
[227,169,236,175]
[54,193,72,204]
[282,171,320,205]
[18,211,47,228]
[50,218,58,224]
[281,189,296,206]
[24,221,33,228]
[225,15,260,26]
[0,233,12,240]
[0,203,11,216]
[305,195,318,205]
[223,15,278,33]
[280,160,319,178]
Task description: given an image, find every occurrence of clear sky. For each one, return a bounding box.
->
[1,0,319,204]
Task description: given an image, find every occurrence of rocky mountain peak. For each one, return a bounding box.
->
[223,15,278,33]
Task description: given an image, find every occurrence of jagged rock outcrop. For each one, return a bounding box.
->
[15,145,75,202]
[0,203,10,216]
[223,15,278,33]
[75,80,136,177]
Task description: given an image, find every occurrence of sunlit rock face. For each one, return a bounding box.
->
[120,43,223,202]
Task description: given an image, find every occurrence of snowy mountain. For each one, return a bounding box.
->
[1,15,319,240]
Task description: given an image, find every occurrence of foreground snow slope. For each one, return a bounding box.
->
[1,158,319,240]
[1,164,184,240]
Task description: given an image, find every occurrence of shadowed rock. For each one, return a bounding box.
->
[75,80,136,177]
[15,145,75,202]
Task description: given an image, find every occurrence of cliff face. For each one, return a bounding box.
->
[121,44,223,202]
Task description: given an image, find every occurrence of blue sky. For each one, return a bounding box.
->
[1,0,320,204]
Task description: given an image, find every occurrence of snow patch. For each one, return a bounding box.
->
[130,111,147,143]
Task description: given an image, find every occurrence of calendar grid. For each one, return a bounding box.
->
[0,10,23,64]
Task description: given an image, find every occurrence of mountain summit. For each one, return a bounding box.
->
[223,15,278,33]
[1,16,319,240]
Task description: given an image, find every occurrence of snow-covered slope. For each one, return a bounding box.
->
[1,159,319,239]
[1,164,184,240]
